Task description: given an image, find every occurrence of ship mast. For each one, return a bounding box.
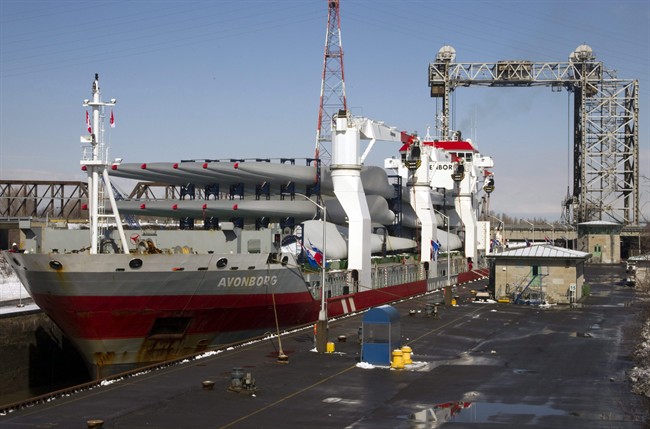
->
[315,0,347,166]
[81,74,129,255]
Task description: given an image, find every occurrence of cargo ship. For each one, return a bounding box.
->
[3,75,494,378]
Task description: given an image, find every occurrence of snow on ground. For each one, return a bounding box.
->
[0,271,38,314]
[0,272,29,302]
[630,317,650,397]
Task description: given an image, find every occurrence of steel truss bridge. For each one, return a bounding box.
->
[0,181,206,219]
[429,44,639,225]
[0,181,88,219]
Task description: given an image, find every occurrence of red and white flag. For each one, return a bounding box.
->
[110,110,115,128]
[86,111,92,133]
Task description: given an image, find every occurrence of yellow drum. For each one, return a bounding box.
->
[391,349,404,369]
[401,346,412,365]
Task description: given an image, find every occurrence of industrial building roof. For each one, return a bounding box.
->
[578,220,621,226]
[488,243,591,260]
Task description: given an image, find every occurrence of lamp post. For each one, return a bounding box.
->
[489,215,505,251]
[524,220,534,243]
[285,192,328,353]
[433,209,450,287]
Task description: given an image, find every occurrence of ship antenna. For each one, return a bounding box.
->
[81,74,129,255]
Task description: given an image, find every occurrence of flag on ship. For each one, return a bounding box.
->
[490,238,501,252]
[110,110,115,128]
[86,111,92,133]
[431,240,441,261]
[303,241,325,268]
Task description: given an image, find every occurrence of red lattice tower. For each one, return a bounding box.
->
[315,0,347,165]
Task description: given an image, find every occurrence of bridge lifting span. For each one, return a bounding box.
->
[428,44,639,225]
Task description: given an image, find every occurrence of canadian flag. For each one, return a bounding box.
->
[86,111,92,133]
[110,110,115,128]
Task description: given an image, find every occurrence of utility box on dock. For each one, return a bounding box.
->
[360,305,401,365]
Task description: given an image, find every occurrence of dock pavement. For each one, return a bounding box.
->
[0,264,646,428]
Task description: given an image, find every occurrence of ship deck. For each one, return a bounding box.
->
[0,265,645,428]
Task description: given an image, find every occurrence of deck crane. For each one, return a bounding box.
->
[330,111,441,287]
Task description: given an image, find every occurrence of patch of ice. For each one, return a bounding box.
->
[0,273,30,302]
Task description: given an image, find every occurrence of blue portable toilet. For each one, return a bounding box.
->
[360,305,401,365]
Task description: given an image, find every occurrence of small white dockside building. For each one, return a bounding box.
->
[488,244,592,305]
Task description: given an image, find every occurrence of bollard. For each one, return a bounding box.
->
[444,285,452,306]
[391,349,404,369]
[87,420,104,429]
[401,346,412,365]
[202,380,215,390]
[326,341,335,353]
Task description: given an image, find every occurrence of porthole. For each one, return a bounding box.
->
[129,258,143,269]
[216,258,228,269]
[281,256,289,266]
[49,260,63,271]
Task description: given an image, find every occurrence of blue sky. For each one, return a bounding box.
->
[1,0,648,221]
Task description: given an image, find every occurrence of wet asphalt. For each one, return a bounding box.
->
[0,264,646,428]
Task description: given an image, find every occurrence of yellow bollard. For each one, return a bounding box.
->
[401,346,412,365]
[391,349,404,369]
[326,342,335,353]
[451,298,457,306]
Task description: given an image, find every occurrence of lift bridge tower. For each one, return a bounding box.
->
[429,45,639,225]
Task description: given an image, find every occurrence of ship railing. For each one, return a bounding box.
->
[80,144,108,165]
[311,256,467,300]
[325,271,349,298]
[427,276,454,291]
[372,263,420,289]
